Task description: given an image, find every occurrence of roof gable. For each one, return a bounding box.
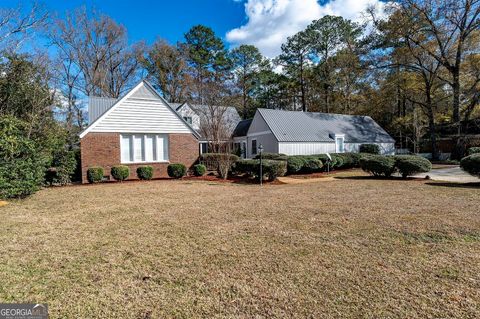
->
[257,108,395,143]
[79,81,199,138]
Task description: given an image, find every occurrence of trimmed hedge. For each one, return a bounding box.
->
[467,147,480,156]
[287,156,305,174]
[111,165,130,181]
[254,152,288,161]
[136,166,153,180]
[359,155,395,177]
[460,154,480,178]
[302,157,324,173]
[87,167,104,183]
[395,155,432,178]
[193,164,206,176]
[359,144,381,154]
[167,163,187,179]
[235,159,287,181]
[200,153,240,162]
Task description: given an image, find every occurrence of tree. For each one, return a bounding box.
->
[0,1,48,51]
[307,15,364,113]
[396,0,480,125]
[181,25,231,103]
[51,8,143,98]
[230,44,266,118]
[277,30,312,112]
[142,39,190,103]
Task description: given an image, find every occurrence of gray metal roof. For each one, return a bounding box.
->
[88,96,117,124]
[257,108,395,143]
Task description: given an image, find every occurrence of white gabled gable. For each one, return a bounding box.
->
[80,81,197,138]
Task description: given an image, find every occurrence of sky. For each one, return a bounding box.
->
[3,0,386,57]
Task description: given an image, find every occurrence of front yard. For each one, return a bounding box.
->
[0,173,479,318]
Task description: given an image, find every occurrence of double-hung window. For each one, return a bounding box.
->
[335,135,345,153]
[251,139,257,155]
[121,134,169,163]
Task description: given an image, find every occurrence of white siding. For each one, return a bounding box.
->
[278,142,336,155]
[89,83,192,134]
[176,104,201,130]
[345,143,395,155]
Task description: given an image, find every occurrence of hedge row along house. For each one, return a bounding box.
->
[80,80,394,183]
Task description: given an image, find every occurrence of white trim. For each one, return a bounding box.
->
[335,134,345,153]
[120,133,170,164]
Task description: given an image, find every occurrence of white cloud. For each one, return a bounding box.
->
[226,0,386,57]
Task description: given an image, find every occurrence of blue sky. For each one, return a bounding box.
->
[3,0,386,57]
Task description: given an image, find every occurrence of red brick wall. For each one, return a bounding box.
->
[80,132,199,183]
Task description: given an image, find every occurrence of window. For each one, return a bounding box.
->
[120,134,169,163]
[335,135,345,153]
[251,139,257,155]
[183,116,192,125]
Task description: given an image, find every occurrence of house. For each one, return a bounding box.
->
[233,108,395,158]
[79,80,200,183]
[173,102,241,153]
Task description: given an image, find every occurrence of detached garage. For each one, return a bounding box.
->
[234,108,395,158]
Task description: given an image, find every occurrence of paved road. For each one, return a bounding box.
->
[414,166,479,183]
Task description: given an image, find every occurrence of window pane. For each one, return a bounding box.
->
[145,135,155,162]
[121,135,132,162]
[134,135,144,162]
[157,135,169,161]
[252,140,257,155]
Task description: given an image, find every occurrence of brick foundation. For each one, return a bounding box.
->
[80,132,199,183]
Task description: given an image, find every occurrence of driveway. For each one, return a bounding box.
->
[414,166,478,183]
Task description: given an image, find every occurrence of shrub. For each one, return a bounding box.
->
[467,147,480,156]
[193,164,206,176]
[460,154,480,178]
[87,167,104,183]
[111,165,130,181]
[254,152,288,161]
[302,157,323,173]
[359,144,381,154]
[286,156,305,174]
[167,163,186,179]
[394,155,432,178]
[359,155,396,177]
[200,153,239,162]
[46,148,77,185]
[313,154,337,170]
[136,166,153,180]
[331,154,344,168]
[235,159,287,181]
[0,116,47,198]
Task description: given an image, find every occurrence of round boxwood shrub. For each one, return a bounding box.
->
[136,166,153,180]
[467,147,480,156]
[167,163,187,179]
[302,157,323,173]
[287,156,305,174]
[331,154,344,168]
[460,154,480,178]
[359,144,381,154]
[395,155,432,178]
[193,164,206,176]
[87,167,104,183]
[359,155,395,177]
[111,165,130,181]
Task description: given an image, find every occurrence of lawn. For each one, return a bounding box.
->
[0,174,479,318]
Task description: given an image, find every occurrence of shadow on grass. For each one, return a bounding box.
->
[334,175,423,181]
[425,182,480,189]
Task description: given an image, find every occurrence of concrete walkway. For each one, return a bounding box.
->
[414,166,478,183]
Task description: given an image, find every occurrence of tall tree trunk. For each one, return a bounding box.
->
[452,68,461,124]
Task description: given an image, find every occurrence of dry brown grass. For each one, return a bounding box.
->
[0,173,479,318]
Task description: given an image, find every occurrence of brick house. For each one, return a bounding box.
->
[79,81,200,183]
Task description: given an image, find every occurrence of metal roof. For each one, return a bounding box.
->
[233,119,252,137]
[257,108,395,143]
[88,96,117,124]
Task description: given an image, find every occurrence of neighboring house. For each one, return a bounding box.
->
[173,102,241,153]
[79,80,200,183]
[234,108,395,158]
